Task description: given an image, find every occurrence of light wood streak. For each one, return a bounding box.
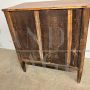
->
[67,9,72,65]
[34,11,44,61]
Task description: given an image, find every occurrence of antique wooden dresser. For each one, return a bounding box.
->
[2,1,90,83]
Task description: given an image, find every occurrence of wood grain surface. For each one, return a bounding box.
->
[2,0,90,11]
[3,4,90,82]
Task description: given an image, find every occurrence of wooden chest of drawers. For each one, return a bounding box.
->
[2,1,90,83]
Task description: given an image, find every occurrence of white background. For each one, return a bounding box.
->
[0,0,90,58]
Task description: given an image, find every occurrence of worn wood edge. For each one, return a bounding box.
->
[3,12,16,41]
[67,9,72,65]
[3,11,26,72]
[34,10,44,61]
[2,6,90,12]
[77,8,90,83]
[5,11,22,50]
[3,11,21,49]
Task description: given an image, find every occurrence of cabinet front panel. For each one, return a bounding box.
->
[10,11,40,61]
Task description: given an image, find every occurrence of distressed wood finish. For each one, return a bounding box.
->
[2,0,90,11]
[3,11,26,72]
[39,10,67,65]
[2,1,90,83]
[10,11,40,61]
[34,11,44,61]
[77,8,90,83]
[71,9,82,67]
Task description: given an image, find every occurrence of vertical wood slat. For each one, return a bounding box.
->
[34,11,44,61]
[67,9,73,65]
[77,8,90,83]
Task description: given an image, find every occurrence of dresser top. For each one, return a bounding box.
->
[2,0,90,11]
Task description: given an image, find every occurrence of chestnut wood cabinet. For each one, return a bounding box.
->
[2,1,90,83]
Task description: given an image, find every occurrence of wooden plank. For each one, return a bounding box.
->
[77,8,90,83]
[39,10,68,65]
[34,11,44,61]
[71,9,82,67]
[67,9,72,65]
[2,1,90,11]
[22,59,78,71]
[2,7,90,12]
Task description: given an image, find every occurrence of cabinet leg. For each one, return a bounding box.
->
[17,53,26,72]
[20,62,26,72]
[77,69,83,83]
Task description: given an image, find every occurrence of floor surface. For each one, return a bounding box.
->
[0,48,90,90]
